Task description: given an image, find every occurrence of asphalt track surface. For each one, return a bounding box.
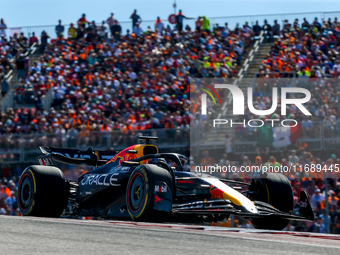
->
[1,216,340,255]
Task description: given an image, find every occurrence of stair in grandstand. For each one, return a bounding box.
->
[16,53,46,109]
[243,42,273,78]
[204,38,275,147]
[28,53,42,67]
[1,45,43,112]
[16,53,44,109]
[0,70,16,113]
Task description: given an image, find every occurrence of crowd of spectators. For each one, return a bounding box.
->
[0,11,252,216]
[0,11,252,150]
[189,16,340,234]
[208,16,340,233]
[1,18,31,99]
[230,17,340,143]
[0,176,18,216]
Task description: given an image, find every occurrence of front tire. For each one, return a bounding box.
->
[126,164,173,221]
[248,172,294,230]
[18,165,69,217]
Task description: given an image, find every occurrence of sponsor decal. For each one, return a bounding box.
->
[201,84,311,116]
[154,195,161,204]
[154,184,167,193]
[300,200,308,208]
[38,158,53,166]
[210,185,228,199]
[80,173,119,186]
[106,145,140,164]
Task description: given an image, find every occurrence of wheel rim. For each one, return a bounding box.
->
[19,174,33,211]
[128,173,145,212]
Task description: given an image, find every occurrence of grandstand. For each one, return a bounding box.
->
[0,12,253,164]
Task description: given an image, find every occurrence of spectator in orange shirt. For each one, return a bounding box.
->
[0,182,11,199]
[329,190,339,206]
[164,118,175,142]
[76,125,90,147]
[200,151,216,167]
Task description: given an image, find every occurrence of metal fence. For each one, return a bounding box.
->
[232,121,340,154]
[3,11,340,40]
[250,72,299,97]
[0,128,189,164]
[4,19,174,41]
[209,11,340,31]
[191,121,340,155]
[1,122,340,164]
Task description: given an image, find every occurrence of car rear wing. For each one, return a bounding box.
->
[39,146,117,160]
[37,146,117,167]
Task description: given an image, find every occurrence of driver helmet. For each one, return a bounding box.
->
[148,158,167,165]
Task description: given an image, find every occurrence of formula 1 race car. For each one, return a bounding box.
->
[17,136,314,230]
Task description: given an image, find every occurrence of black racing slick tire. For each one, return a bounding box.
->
[17,165,69,217]
[126,164,173,221]
[247,172,294,230]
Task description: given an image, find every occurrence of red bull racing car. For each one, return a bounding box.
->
[17,136,314,230]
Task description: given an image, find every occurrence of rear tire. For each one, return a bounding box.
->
[247,172,294,230]
[18,165,69,217]
[126,164,173,221]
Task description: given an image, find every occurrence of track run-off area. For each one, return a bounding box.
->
[0,215,340,255]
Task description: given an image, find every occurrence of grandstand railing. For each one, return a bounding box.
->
[1,121,340,163]
[0,128,189,164]
[231,121,324,154]
[191,121,340,154]
[4,11,340,41]
[251,71,299,96]
[208,11,340,31]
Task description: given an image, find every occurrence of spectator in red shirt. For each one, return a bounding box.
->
[78,14,88,28]
[1,164,11,179]
[29,32,38,47]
